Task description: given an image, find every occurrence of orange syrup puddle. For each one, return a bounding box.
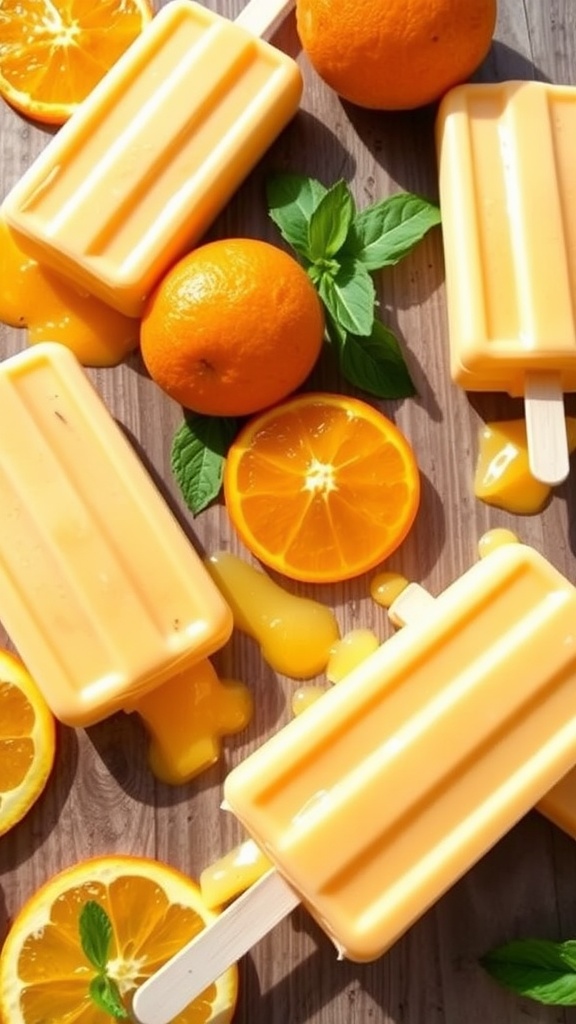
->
[0,212,139,367]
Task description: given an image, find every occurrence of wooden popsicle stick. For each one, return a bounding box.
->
[387,582,438,629]
[524,370,570,486]
[132,869,300,1024]
[235,0,295,40]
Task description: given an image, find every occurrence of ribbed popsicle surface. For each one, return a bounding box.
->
[225,544,576,960]
[0,344,232,725]
[3,1,302,315]
[437,81,576,394]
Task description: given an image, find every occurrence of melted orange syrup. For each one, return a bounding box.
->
[477,528,520,559]
[205,551,339,679]
[370,571,410,608]
[474,417,576,514]
[291,686,328,715]
[132,658,252,785]
[200,839,272,909]
[326,629,380,683]
[0,213,139,366]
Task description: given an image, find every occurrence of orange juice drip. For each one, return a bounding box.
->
[478,529,520,558]
[370,572,410,608]
[0,214,138,367]
[200,839,272,909]
[205,552,340,679]
[474,418,576,514]
[326,629,380,683]
[292,686,327,715]
[133,658,252,786]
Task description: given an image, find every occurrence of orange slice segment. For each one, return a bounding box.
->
[0,855,238,1024]
[0,649,56,838]
[0,0,154,125]
[224,392,420,584]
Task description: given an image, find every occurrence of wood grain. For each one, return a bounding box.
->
[2,3,576,1023]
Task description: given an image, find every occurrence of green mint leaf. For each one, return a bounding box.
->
[266,173,327,258]
[307,180,355,261]
[324,309,347,347]
[349,193,441,271]
[481,938,576,1006]
[79,902,112,973]
[561,940,576,971]
[337,319,416,399]
[171,414,239,516]
[89,975,129,1019]
[317,258,375,337]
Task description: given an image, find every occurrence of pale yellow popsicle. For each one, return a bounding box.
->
[0,342,232,727]
[437,81,576,394]
[133,542,576,1024]
[436,81,576,484]
[2,0,302,317]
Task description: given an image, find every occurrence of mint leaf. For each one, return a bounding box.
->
[481,938,576,1005]
[80,902,112,973]
[338,319,416,399]
[349,193,441,270]
[317,258,375,337]
[266,173,327,258]
[307,180,355,261]
[267,173,438,387]
[171,414,238,516]
[562,940,576,970]
[89,975,129,1019]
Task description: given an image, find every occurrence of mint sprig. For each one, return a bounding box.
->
[79,901,130,1019]
[267,173,441,399]
[171,413,239,516]
[481,937,576,1005]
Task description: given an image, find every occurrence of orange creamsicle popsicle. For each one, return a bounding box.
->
[537,770,576,840]
[2,0,302,318]
[0,343,232,727]
[378,541,576,845]
[436,81,576,486]
[133,542,576,1024]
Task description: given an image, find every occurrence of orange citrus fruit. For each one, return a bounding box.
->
[0,855,238,1024]
[295,0,497,110]
[224,393,420,584]
[0,649,56,839]
[0,0,154,125]
[140,239,325,417]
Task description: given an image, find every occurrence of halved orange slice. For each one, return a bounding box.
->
[224,392,420,584]
[0,648,56,838]
[0,0,154,124]
[0,855,238,1023]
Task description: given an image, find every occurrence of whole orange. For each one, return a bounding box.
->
[140,239,325,417]
[296,0,497,110]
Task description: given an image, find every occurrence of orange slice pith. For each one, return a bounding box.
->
[0,855,238,1024]
[0,649,56,839]
[0,0,154,125]
[224,392,421,584]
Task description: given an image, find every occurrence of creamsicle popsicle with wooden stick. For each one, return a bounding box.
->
[436,81,576,486]
[134,540,576,1024]
[2,0,301,317]
[385,534,576,846]
[0,342,243,782]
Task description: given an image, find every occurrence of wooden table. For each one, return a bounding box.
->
[2,2,576,1022]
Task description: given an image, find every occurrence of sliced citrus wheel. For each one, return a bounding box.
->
[0,0,154,125]
[0,855,238,1024]
[0,649,56,838]
[224,392,420,584]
